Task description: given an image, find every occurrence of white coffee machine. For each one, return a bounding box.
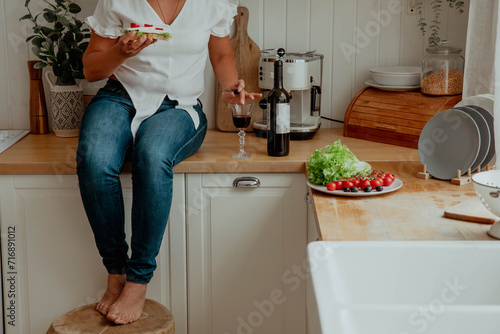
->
[254,49,324,140]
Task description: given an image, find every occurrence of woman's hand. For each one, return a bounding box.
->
[115,31,157,58]
[83,31,157,82]
[222,79,263,105]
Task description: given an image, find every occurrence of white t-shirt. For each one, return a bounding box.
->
[86,0,237,136]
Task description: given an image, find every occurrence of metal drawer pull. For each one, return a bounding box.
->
[233,177,261,188]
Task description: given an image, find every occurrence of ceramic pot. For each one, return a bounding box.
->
[45,71,84,137]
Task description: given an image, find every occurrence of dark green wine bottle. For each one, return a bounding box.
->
[267,48,290,156]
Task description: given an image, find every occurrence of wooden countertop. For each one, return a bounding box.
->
[0,128,418,174]
[310,160,494,241]
[0,128,490,241]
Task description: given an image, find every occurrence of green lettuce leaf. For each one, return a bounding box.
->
[306,140,372,186]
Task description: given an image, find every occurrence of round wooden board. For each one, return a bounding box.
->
[47,299,174,334]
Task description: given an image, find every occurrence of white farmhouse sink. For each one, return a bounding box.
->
[307,241,500,334]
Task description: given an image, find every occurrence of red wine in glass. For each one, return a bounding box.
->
[229,103,254,159]
[232,115,251,129]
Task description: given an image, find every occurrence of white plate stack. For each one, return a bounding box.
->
[418,94,495,180]
[366,66,421,92]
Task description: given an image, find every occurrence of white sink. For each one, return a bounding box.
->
[307,241,500,334]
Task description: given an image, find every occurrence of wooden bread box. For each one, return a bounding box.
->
[343,87,462,148]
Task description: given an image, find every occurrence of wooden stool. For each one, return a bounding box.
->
[47,299,174,334]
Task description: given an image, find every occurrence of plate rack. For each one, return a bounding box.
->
[417,163,493,185]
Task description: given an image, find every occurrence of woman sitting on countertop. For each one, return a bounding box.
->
[77,0,261,325]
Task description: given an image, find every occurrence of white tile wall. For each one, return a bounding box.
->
[0,0,469,130]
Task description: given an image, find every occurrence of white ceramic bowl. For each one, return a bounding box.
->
[472,170,500,239]
[369,66,421,86]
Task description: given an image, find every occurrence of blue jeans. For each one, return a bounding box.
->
[76,79,207,284]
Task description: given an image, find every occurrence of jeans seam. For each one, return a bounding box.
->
[172,122,207,164]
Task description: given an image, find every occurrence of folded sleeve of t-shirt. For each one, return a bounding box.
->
[86,0,123,39]
[211,0,237,37]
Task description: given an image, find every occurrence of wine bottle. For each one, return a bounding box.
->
[267,48,290,156]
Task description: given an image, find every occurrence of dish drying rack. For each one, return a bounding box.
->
[417,163,493,185]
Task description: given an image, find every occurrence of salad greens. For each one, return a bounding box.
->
[307,140,372,186]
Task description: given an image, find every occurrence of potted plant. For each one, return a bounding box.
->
[20,0,91,137]
[417,0,465,46]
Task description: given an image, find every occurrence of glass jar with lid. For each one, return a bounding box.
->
[421,40,464,96]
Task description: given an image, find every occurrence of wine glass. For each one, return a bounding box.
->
[229,103,254,159]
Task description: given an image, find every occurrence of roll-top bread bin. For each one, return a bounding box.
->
[343,87,462,148]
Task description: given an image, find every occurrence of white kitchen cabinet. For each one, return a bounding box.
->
[0,174,188,334]
[186,173,308,334]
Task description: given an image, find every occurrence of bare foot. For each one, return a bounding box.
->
[107,281,147,325]
[96,274,126,316]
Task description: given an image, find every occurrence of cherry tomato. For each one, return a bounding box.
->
[370,179,382,188]
[342,180,354,189]
[385,173,395,180]
[334,181,343,189]
[326,182,336,191]
[350,178,360,187]
[360,179,371,190]
[383,176,395,186]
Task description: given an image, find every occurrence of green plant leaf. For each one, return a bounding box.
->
[32,46,41,57]
[33,62,47,69]
[43,12,56,23]
[75,32,84,43]
[57,15,71,28]
[68,3,81,14]
[59,40,69,53]
[19,14,32,21]
[62,31,75,44]
[40,26,52,36]
[79,42,89,51]
[32,36,45,47]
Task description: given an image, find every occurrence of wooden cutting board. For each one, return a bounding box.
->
[216,6,262,132]
[444,198,499,224]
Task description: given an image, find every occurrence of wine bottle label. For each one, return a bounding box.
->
[266,103,270,127]
[275,104,290,134]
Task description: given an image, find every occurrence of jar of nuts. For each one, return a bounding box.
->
[421,41,464,96]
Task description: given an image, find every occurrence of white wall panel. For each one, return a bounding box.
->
[400,5,425,66]
[447,6,469,50]
[378,0,403,66]
[262,0,287,49]
[331,0,357,123]
[0,0,470,131]
[310,0,334,123]
[354,0,381,95]
[286,0,311,52]
[241,0,264,48]
[0,0,10,128]
[4,0,30,129]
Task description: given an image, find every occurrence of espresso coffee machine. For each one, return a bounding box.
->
[254,49,324,140]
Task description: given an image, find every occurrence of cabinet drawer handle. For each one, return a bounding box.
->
[233,177,261,188]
